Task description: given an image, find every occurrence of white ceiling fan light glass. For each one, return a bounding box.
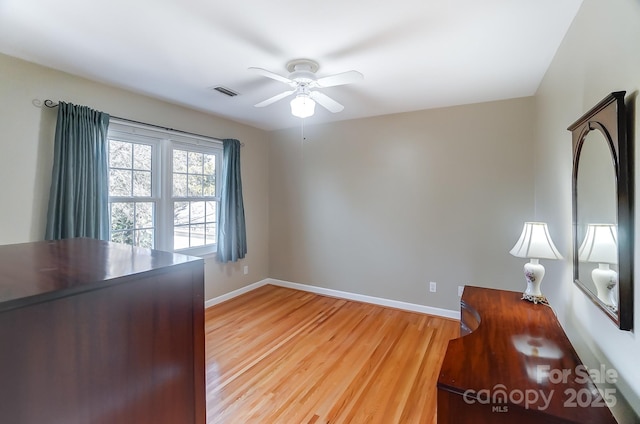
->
[290,94,316,118]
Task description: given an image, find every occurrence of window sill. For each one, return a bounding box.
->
[174,245,217,259]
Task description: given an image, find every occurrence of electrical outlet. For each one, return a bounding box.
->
[429,281,437,293]
[458,286,464,297]
[243,265,249,275]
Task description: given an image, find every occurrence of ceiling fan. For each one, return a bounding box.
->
[250,59,363,118]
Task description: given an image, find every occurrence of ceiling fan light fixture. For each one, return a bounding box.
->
[290,95,316,118]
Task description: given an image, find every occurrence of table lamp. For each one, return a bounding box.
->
[510,222,563,304]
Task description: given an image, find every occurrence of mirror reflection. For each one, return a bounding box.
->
[570,91,631,330]
[576,130,618,312]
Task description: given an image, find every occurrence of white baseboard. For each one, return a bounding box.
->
[204,279,269,308]
[268,278,460,320]
[205,278,460,320]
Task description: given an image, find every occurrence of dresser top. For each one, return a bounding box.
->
[0,238,202,311]
[438,285,617,423]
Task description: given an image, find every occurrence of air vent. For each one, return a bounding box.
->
[212,86,239,97]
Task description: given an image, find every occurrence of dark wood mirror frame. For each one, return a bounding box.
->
[569,91,633,330]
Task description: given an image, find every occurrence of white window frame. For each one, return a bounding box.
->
[107,119,223,256]
[107,127,161,249]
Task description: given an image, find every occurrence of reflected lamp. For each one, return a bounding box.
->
[578,223,618,309]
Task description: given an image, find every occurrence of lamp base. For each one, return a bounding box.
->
[521,259,548,305]
[592,263,617,311]
[522,293,549,305]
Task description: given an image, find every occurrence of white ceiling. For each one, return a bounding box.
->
[0,0,583,131]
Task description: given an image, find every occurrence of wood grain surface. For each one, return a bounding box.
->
[438,286,617,424]
[0,238,205,424]
[204,285,459,424]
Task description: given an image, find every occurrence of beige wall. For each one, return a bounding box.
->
[0,53,270,300]
[268,98,535,311]
[534,0,640,419]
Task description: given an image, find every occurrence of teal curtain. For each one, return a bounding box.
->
[45,102,110,240]
[217,139,247,262]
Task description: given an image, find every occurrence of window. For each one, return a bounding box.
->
[107,120,222,255]
[108,139,156,248]
[172,147,218,250]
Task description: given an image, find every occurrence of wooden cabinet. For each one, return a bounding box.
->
[437,286,617,424]
[0,238,205,424]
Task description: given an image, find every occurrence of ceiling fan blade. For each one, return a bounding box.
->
[309,91,344,113]
[254,90,295,107]
[249,67,293,84]
[316,70,364,88]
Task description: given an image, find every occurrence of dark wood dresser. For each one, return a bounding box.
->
[437,286,617,424]
[0,238,205,424]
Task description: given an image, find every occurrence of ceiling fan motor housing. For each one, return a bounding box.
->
[287,59,319,84]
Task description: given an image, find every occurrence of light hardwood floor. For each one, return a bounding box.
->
[205,284,460,424]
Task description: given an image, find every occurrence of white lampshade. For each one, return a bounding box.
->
[578,224,617,264]
[510,222,563,260]
[290,95,316,118]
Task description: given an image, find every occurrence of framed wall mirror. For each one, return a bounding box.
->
[569,91,633,330]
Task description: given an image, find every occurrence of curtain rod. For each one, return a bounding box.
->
[43,99,243,146]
